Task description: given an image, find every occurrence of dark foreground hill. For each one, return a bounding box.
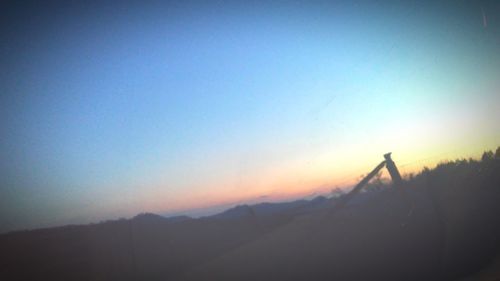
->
[1,149,500,281]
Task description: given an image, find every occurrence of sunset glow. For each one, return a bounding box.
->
[0,0,499,233]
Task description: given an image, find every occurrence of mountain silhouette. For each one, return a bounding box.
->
[1,148,499,281]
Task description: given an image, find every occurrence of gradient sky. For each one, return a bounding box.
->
[1,0,499,233]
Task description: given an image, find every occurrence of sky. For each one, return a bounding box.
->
[0,0,499,233]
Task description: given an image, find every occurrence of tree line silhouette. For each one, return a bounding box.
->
[0,147,499,281]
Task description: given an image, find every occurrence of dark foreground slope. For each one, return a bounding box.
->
[179,152,500,281]
[0,200,322,280]
[1,150,500,281]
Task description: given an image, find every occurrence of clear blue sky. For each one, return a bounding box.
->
[0,0,499,232]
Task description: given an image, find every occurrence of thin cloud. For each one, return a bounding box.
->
[481,7,488,28]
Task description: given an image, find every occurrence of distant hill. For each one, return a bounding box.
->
[212,195,329,219]
[132,213,192,223]
[1,148,499,281]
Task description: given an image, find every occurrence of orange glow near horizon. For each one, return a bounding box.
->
[141,142,498,217]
